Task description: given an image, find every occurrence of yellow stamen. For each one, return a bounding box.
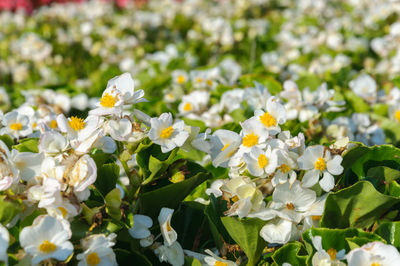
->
[231,195,239,202]
[258,154,268,169]
[38,240,57,253]
[286,203,295,210]
[183,103,192,111]
[10,122,22,131]
[395,110,400,122]
[221,143,230,152]
[278,164,291,174]
[215,261,228,266]
[195,77,203,83]
[100,93,118,108]
[242,133,258,147]
[49,120,58,129]
[32,122,37,128]
[206,79,213,86]
[371,263,380,266]
[177,75,185,84]
[160,126,173,139]
[315,157,326,171]
[68,116,85,131]
[166,221,172,232]
[327,248,337,260]
[58,207,68,218]
[311,215,322,221]
[259,112,277,127]
[87,252,101,265]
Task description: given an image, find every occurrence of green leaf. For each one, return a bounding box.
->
[371,114,400,143]
[389,181,400,197]
[81,203,103,225]
[344,90,369,113]
[105,188,122,220]
[12,138,39,153]
[320,181,400,228]
[0,196,22,225]
[138,171,210,218]
[94,163,120,196]
[271,242,307,266]
[221,217,267,266]
[375,221,400,249]
[0,135,14,150]
[366,166,400,192]
[184,257,202,266]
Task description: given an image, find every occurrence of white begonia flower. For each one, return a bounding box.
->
[349,74,377,103]
[71,93,89,111]
[204,249,237,266]
[11,150,44,182]
[19,215,73,264]
[38,131,69,155]
[260,219,299,245]
[302,194,328,231]
[298,145,343,192]
[105,118,132,141]
[205,179,224,198]
[68,154,97,193]
[56,114,99,142]
[148,113,189,153]
[209,129,241,168]
[93,136,117,154]
[0,223,9,264]
[172,70,188,85]
[45,195,79,221]
[244,146,278,177]
[270,181,316,223]
[311,236,346,266]
[1,111,32,139]
[89,73,146,116]
[158,207,177,246]
[271,149,297,186]
[129,214,153,239]
[154,241,184,266]
[240,117,269,150]
[178,90,210,117]
[0,140,19,191]
[77,233,117,266]
[254,96,286,135]
[346,241,400,266]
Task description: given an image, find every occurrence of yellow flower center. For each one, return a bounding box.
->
[231,195,239,202]
[315,157,326,171]
[100,93,118,108]
[49,120,58,129]
[371,263,380,266]
[327,248,337,260]
[215,261,228,266]
[10,122,22,131]
[221,143,230,152]
[58,207,68,218]
[278,164,291,174]
[87,252,101,265]
[242,133,258,147]
[258,154,268,169]
[195,77,203,83]
[177,75,185,84]
[206,79,213,86]
[160,126,173,139]
[311,215,322,221]
[286,203,295,210]
[166,221,172,232]
[68,116,85,131]
[32,122,37,128]
[183,103,192,111]
[39,240,57,253]
[395,110,400,122]
[259,112,277,127]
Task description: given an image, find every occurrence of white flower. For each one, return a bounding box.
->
[178,90,209,116]
[240,117,269,150]
[38,131,69,155]
[270,181,316,223]
[11,150,44,182]
[154,241,184,266]
[244,146,278,177]
[57,114,99,143]
[158,207,177,246]
[1,111,32,139]
[68,154,97,193]
[298,145,343,192]
[204,249,236,266]
[271,149,297,186]
[311,236,346,266]
[77,233,117,266]
[260,219,299,245]
[0,140,19,191]
[129,214,153,239]
[209,129,241,168]
[148,113,189,153]
[105,118,133,141]
[346,241,400,266]
[349,74,377,103]
[254,96,286,135]
[0,224,9,264]
[19,215,73,264]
